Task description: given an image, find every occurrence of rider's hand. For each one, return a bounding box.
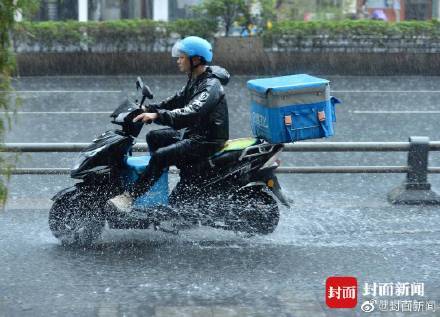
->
[133,112,158,124]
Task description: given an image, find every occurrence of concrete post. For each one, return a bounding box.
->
[153,0,168,21]
[434,0,440,19]
[388,136,440,205]
[342,0,357,16]
[15,10,22,21]
[78,0,88,22]
[14,0,23,21]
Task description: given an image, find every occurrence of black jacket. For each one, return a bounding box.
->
[149,66,230,145]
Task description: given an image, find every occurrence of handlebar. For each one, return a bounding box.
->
[136,76,154,107]
[140,95,147,108]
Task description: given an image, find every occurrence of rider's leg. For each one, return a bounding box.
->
[107,128,180,212]
[146,128,181,153]
[131,139,206,198]
[108,139,212,212]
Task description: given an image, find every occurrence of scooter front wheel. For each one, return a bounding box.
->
[49,189,105,246]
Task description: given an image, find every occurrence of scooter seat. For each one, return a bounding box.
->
[204,138,260,169]
[211,137,259,158]
[126,155,150,174]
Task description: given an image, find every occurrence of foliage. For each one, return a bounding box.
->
[13,19,218,52]
[12,19,440,53]
[168,19,218,40]
[264,20,440,44]
[1,0,37,206]
[275,0,316,21]
[13,20,84,51]
[194,0,249,36]
[261,19,440,51]
[258,0,277,26]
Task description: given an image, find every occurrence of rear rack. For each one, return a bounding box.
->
[238,143,283,161]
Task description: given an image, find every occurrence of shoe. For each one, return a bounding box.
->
[107,192,134,214]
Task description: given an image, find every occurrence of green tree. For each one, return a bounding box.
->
[195,0,249,36]
[259,0,277,25]
[0,0,36,206]
[275,0,316,21]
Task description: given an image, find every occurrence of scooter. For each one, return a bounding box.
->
[49,77,289,246]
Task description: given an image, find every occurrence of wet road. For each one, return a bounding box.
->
[1,75,440,316]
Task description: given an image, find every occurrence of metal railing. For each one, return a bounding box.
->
[4,140,440,153]
[2,138,440,174]
[2,136,440,204]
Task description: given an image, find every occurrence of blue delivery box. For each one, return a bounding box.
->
[247,74,339,143]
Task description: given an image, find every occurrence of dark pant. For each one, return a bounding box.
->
[131,128,220,198]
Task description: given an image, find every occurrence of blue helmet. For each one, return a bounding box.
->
[171,36,213,63]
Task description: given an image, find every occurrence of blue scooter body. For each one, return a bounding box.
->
[122,155,169,208]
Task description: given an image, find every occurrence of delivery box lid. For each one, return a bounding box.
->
[247,74,329,95]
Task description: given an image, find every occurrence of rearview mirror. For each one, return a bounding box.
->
[136,76,154,99]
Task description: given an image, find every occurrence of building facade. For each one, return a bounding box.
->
[28,0,202,22]
[23,0,440,22]
[357,0,440,21]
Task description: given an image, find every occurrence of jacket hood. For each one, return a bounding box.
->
[206,66,230,86]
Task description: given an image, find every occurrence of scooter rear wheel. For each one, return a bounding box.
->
[227,187,280,235]
[49,190,105,246]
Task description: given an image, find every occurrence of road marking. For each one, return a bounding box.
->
[5,198,52,210]
[2,111,112,114]
[333,90,440,93]
[8,90,122,93]
[352,110,440,114]
[2,90,440,93]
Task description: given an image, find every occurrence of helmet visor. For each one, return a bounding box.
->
[171,40,184,58]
